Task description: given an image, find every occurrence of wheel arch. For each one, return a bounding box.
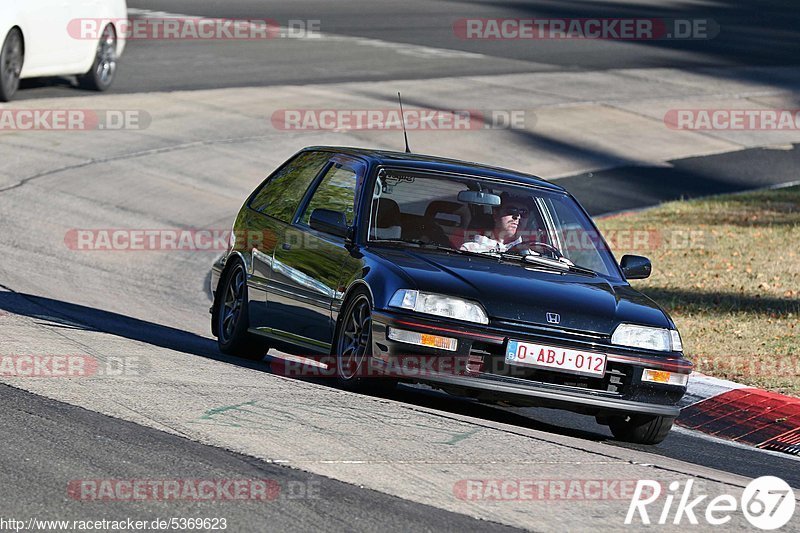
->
[210,251,248,337]
[332,280,374,353]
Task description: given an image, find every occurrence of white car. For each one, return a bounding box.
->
[0,0,127,101]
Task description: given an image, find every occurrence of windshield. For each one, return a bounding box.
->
[366,168,622,279]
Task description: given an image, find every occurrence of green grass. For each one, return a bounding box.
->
[596,186,800,396]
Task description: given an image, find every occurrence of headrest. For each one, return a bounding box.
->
[375,198,401,228]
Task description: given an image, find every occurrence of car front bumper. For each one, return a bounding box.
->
[370,309,692,418]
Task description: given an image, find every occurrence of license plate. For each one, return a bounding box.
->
[505,340,606,377]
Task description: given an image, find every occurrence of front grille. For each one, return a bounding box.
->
[491,319,607,342]
[488,319,614,357]
[470,341,632,395]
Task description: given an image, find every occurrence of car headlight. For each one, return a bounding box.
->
[388,289,489,325]
[611,324,682,352]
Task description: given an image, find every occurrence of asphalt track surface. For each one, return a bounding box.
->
[17,0,800,98]
[2,0,800,531]
[562,143,800,216]
[0,383,516,532]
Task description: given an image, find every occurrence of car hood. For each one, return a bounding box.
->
[372,248,671,335]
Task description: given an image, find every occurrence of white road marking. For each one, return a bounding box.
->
[270,352,329,369]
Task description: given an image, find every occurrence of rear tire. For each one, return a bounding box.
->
[215,260,266,360]
[608,414,674,445]
[77,24,117,91]
[0,28,23,102]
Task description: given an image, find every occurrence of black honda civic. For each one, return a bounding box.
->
[210,146,692,444]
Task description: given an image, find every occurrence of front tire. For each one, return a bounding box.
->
[334,291,396,391]
[608,414,674,445]
[0,28,23,102]
[78,24,117,91]
[335,292,372,389]
[215,260,265,360]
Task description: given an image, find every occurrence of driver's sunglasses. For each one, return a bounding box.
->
[502,207,529,219]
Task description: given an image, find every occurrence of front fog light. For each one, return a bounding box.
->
[387,327,457,351]
[642,369,689,387]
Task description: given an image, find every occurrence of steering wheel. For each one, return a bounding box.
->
[506,240,563,260]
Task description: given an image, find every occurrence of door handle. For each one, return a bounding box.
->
[282,242,292,250]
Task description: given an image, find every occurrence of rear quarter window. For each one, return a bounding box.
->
[300,164,359,227]
[249,151,330,223]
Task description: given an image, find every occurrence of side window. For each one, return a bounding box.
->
[300,164,359,229]
[545,197,614,277]
[249,151,330,223]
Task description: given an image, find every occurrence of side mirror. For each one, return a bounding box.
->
[620,255,652,280]
[457,190,501,206]
[309,208,348,238]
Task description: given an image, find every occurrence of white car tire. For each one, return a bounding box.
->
[77,24,117,92]
[0,28,23,102]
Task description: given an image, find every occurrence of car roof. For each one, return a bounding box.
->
[303,146,566,192]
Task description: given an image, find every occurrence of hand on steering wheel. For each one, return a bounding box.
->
[506,240,563,260]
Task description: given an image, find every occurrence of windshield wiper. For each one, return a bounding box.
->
[557,261,597,277]
[500,252,598,277]
[369,239,461,253]
[368,239,415,248]
[370,240,597,276]
[370,239,503,259]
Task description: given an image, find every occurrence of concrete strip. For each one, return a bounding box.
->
[2,66,800,184]
[612,95,800,149]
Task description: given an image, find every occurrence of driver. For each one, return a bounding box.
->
[461,193,531,253]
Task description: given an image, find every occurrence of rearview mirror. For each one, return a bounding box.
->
[620,255,652,279]
[457,190,501,206]
[309,208,348,238]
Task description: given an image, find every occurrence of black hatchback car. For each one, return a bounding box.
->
[210,146,692,444]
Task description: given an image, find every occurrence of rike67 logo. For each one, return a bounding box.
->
[626,477,796,530]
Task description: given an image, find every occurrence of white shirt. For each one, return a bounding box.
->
[460,234,522,254]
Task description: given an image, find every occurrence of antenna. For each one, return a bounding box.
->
[397,92,411,153]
